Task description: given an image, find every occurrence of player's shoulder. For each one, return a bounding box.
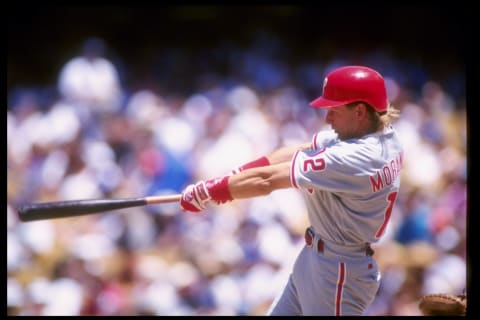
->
[330,139,374,157]
[326,131,388,161]
[312,129,338,149]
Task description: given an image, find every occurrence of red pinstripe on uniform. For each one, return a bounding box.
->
[313,132,318,149]
[335,262,346,316]
[290,150,300,188]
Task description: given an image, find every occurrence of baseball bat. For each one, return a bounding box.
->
[17,194,182,222]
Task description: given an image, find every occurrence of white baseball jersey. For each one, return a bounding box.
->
[290,125,403,245]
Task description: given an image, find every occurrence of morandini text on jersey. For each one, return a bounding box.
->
[369,151,403,192]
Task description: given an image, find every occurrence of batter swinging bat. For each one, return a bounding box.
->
[17,194,181,222]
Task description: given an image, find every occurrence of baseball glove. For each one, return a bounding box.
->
[418,293,467,316]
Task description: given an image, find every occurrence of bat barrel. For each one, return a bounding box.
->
[18,198,147,222]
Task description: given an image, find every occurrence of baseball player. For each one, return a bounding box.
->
[179,65,403,315]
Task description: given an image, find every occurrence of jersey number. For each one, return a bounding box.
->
[302,148,327,172]
[303,158,326,172]
[375,191,398,239]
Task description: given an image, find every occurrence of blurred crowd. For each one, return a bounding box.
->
[7,35,467,316]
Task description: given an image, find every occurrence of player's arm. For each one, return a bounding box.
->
[180,161,292,212]
[179,142,312,213]
[232,142,311,173]
[228,162,291,199]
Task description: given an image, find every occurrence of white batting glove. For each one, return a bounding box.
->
[180,181,211,213]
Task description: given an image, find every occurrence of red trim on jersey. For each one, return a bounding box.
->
[290,150,300,189]
[313,133,318,149]
[335,262,346,316]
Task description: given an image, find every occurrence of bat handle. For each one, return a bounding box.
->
[145,194,182,205]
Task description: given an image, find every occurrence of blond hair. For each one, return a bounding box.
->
[347,101,400,130]
[378,103,401,126]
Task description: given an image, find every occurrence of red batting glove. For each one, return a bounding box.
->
[180,176,233,212]
[180,181,211,213]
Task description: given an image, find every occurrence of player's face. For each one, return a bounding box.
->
[325,105,359,140]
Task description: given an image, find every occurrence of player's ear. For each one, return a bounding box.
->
[355,103,367,118]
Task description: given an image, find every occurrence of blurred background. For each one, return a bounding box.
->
[8,5,468,316]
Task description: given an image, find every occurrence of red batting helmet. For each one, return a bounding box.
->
[310,66,388,113]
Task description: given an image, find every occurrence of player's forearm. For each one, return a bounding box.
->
[228,162,292,199]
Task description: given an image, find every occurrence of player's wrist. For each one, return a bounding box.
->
[205,175,233,203]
